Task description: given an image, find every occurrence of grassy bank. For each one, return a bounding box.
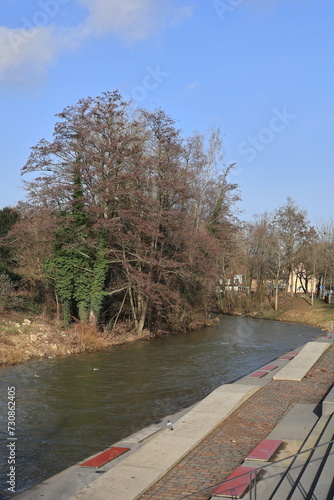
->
[245,295,334,332]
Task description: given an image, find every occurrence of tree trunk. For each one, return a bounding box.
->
[317,276,322,298]
[274,263,281,311]
[129,284,148,335]
[289,265,294,297]
[89,310,97,325]
[112,291,127,330]
[323,271,327,298]
[134,293,147,336]
[275,280,279,310]
[55,290,61,321]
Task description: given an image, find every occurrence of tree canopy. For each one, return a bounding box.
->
[13,90,239,332]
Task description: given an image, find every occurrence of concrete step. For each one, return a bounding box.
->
[323,384,334,416]
[303,417,334,500]
[231,411,333,500]
[263,415,333,499]
[287,413,334,499]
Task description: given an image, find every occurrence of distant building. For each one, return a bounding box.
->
[287,267,317,294]
[250,266,317,295]
[225,274,249,293]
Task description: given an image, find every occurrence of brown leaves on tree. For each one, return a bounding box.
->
[17,91,240,333]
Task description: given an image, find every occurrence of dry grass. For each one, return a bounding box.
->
[72,322,111,352]
[0,349,27,365]
[249,295,334,331]
[0,314,150,366]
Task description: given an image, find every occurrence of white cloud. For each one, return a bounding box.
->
[0,26,58,86]
[0,0,193,87]
[0,22,84,89]
[77,0,173,41]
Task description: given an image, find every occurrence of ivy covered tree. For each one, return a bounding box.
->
[0,207,20,281]
[44,168,109,323]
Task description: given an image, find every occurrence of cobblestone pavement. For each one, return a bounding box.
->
[140,346,334,500]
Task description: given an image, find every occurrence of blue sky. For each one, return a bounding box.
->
[1,0,333,223]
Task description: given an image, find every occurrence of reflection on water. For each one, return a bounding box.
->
[0,315,322,495]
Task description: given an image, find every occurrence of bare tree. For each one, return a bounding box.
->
[273,197,312,296]
[18,91,241,332]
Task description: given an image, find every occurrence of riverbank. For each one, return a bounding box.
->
[0,311,216,366]
[1,296,333,366]
[245,295,334,331]
[0,314,154,366]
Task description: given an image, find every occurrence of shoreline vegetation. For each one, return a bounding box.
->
[0,306,216,367]
[244,295,334,331]
[1,93,334,368]
[1,295,333,367]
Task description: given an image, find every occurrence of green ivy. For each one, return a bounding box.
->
[89,233,109,322]
[45,171,109,324]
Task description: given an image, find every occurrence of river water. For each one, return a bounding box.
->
[0,315,323,496]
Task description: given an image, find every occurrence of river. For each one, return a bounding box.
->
[0,315,323,496]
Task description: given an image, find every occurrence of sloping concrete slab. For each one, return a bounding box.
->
[264,414,332,499]
[322,385,334,416]
[70,464,165,500]
[235,407,334,499]
[122,425,162,443]
[284,414,334,499]
[267,404,319,442]
[273,342,330,381]
[69,384,260,500]
[123,434,196,470]
[312,415,334,498]
[233,465,287,500]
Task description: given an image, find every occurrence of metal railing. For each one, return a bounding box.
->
[179,437,334,500]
